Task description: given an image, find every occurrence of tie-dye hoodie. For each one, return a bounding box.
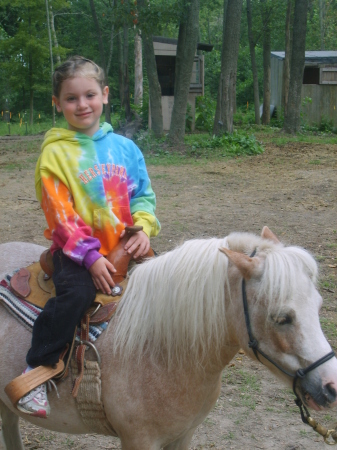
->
[35,123,160,269]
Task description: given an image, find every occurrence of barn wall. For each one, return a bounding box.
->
[271,53,337,125]
[301,84,337,126]
[149,94,197,131]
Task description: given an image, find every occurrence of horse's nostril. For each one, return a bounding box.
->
[323,383,337,402]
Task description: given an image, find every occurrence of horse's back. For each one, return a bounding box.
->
[0,242,46,279]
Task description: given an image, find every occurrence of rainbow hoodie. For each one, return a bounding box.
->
[35,123,160,269]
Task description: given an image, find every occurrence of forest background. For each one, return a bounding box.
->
[0,0,337,139]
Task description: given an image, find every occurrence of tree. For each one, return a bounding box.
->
[0,0,53,125]
[213,0,243,135]
[260,0,273,126]
[284,0,309,133]
[137,0,185,138]
[246,0,260,125]
[89,0,114,124]
[281,0,292,113]
[45,0,55,126]
[319,0,325,50]
[134,30,143,106]
[122,23,132,121]
[142,33,163,137]
[167,0,200,144]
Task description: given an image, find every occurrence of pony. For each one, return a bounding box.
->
[0,227,336,450]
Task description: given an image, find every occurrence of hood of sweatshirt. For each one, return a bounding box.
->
[41,122,113,151]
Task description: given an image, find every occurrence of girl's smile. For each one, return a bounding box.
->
[52,77,109,137]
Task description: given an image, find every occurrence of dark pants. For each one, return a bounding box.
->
[26,250,96,367]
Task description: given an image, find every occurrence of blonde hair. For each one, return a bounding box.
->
[53,56,106,98]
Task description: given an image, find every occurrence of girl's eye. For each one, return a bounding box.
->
[87,93,95,98]
[67,97,76,102]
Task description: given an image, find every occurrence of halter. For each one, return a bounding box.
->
[241,249,336,444]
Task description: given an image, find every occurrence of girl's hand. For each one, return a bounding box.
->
[89,257,116,294]
[122,230,150,259]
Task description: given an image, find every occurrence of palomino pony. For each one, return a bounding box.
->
[0,227,336,450]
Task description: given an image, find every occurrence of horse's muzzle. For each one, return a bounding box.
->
[300,378,337,410]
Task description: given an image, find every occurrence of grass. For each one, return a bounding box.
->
[0,118,67,136]
[135,129,264,166]
[0,113,122,137]
[320,276,336,290]
[320,317,337,341]
[135,124,337,166]
[222,367,261,410]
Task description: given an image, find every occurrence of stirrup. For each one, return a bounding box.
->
[5,360,64,408]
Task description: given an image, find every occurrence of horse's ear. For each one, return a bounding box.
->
[219,247,262,280]
[261,226,280,243]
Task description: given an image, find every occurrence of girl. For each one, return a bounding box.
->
[17,56,160,418]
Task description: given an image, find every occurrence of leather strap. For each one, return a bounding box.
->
[10,268,31,298]
[72,313,90,398]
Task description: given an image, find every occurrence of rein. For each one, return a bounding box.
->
[241,249,337,445]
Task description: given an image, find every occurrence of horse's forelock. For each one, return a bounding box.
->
[256,244,318,318]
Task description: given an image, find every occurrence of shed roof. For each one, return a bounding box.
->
[271,51,337,64]
[153,36,213,52]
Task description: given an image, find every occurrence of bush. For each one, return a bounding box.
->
[195,96,216,132]
[186,131,264,157]
[233,108,256,126]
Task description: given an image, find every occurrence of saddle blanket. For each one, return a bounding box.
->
[0,272,108,343]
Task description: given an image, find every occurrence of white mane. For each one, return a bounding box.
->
[112,232,318,368]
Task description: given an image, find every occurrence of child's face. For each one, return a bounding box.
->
[53,77,109,136]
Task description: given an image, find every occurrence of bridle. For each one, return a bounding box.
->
[241,249,336,443]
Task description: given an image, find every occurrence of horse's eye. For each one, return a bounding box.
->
[276,314,293,325]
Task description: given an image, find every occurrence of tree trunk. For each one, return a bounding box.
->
[89,0,112,124]
[284,0,308,134]
[29,87,34,126]
[134,31,143,106]
[50,6,61,64]
[282,0,292,113]
[213,0,243,135]
[247,0,260,125]
[137,0,163,135]
[142,34,163,137]
[28,14,34,126]
[45,0,55,126]
[123,24,132,121]
[107,4,115,74]
[167,0,200,145]
[319,0,325,50]
[261,0,271,125]
[118,29,124,109]
[28,50,34,126]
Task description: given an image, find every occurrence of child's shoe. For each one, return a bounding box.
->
[17,383,50,418]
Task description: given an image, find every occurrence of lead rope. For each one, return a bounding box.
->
[293,360,337,445]
[241,249,337,445]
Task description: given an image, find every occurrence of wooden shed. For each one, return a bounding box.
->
[271,51,337,126]
[149,36,213,132]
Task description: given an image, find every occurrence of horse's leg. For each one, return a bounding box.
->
[0,400,24,450]
[163,428,196,450]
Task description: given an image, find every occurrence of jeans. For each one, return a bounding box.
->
[26,250,96,367]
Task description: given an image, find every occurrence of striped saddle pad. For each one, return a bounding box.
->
[0,272,108,343]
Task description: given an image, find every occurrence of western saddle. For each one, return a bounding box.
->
[5,226,155,409]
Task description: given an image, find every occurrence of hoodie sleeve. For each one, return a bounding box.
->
[39,170,102,269]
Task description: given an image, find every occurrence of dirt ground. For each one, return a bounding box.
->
[0,134,337,449]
